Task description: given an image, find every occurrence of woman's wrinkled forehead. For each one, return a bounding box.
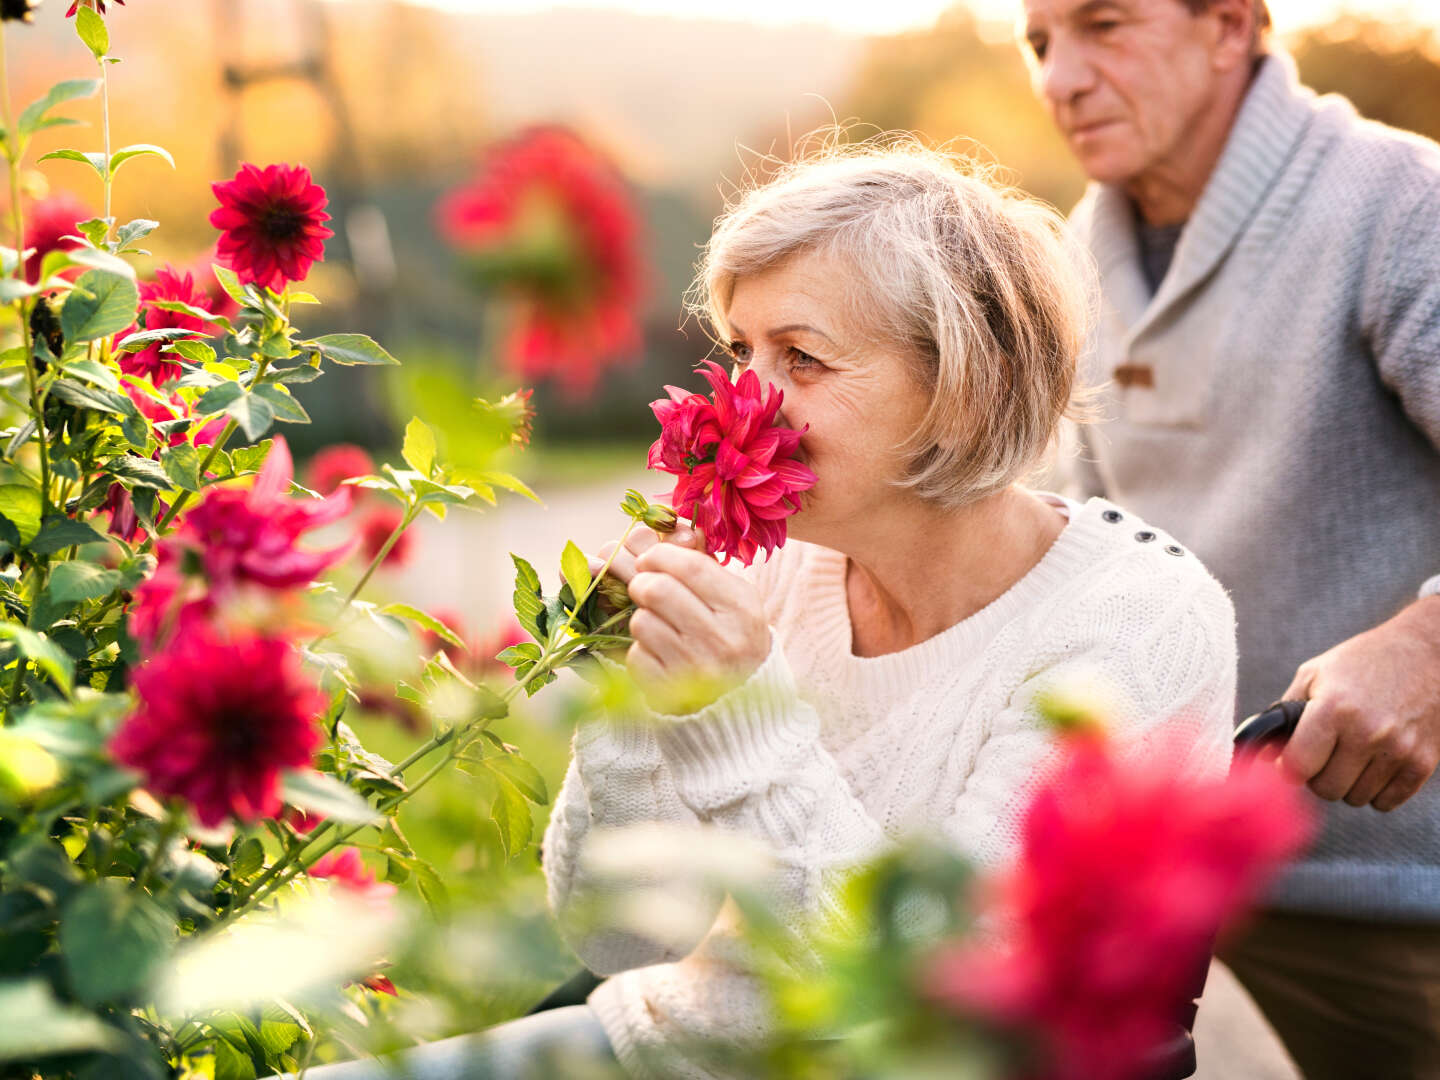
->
[720,249,883,346]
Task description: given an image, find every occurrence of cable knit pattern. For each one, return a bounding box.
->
[544,495,1237,1078]
[1067,50,1440,919]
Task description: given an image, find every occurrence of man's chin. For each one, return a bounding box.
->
[1073,148,1144,187]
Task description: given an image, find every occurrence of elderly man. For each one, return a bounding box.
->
[1018,0,1440,1075]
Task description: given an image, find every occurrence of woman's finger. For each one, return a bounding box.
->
[628,570,715,636]
[626,639,668,686]
[628,606,699,670]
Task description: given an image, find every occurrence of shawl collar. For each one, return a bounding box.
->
[1087,52,1316,345]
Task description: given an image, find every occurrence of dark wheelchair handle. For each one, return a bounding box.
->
[1232,699,1305,751]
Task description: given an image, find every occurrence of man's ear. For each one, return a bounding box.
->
[1207,0,1257,73]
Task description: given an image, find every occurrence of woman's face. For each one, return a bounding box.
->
[724,250,931,549]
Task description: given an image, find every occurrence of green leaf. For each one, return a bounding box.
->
[30,516,107,554]
[103,455,173,491]
[561,540,591,602]
[152,298,231,331]
[0,979,123,1062]
[223,392,275,441]
[163,339,216,365]
[17,79,99,140]
[60,880,173,1005]
[497,642,542,666]
[41,244,135,281]
[60,270,139,343]
[0,485,41,544]
[115,327,197,352]
[108,143,174,177]
[478,469,540,504]
[160,443,201,492]
[229,439,272,475]
[211,264,250,308]
[312,333,399,366]
[252,383,309,424]
[490,776,533,857]
[490,754,548,804]
[287,291,321,305]
[37,148,108,181]
[74,5,109,59]
[48,561,123,604]
[279,770,381,826]
[196,380,244,415]
[511,554,545,642]
[114,218,158,250]
[229,837,264,880]
[49,378,134,415]
[380,603,464,648]
[0,279,41,302]
[76,217,110,247]
[402,416,437,478]
[62,358,120,391]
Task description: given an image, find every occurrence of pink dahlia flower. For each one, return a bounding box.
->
[647,359,816,566]
[65,0,123,15]
[22,192,92,283]
[924,733,1315,1080]
[358,504,413,569]
[210,162,334,292]
[111,628,325,827]
[117,267,212,385]
[178,435,354,592]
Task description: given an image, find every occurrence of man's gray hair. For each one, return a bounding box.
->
[692,137,1096,509]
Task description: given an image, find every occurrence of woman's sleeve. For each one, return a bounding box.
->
[650,641,889,940]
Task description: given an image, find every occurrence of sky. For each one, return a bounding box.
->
[392,0,1440,36]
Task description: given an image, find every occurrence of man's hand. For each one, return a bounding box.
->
[1280,597,1440,812]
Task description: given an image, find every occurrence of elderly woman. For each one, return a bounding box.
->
[306,142,1236,1079]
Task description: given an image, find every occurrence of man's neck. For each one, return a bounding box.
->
[1123,61,1260,227]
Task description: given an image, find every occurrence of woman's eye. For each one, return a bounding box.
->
[788,347,821,370]
[727,341,752,365]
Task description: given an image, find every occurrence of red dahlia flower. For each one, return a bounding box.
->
[210,162,333,292]
[647,360,815,566]
[117,268,211,384]
[305,443,374,496]
[924,733,1314,1080]
[436,127,647,398]
[65,0,123,15]
[111,628,325,827]
[178,435,354,592]
[22,192,92,283]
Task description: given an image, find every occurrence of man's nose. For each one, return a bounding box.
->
[1039,38,1094,109]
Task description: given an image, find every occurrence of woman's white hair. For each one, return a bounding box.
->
[691,135,1096,508]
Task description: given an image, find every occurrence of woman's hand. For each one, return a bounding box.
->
[590,526,771,711]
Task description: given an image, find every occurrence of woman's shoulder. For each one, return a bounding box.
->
[1031,495,1236,652]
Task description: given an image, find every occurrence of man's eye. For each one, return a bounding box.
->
[1028,36,1047,60]
[1087,19,1120,34]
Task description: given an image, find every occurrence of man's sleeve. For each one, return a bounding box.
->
[1364,160,1440,450]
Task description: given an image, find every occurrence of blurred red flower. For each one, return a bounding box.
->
[308,847,396,912]
[358,504,413,569]
[117,267,211,385]
[305,443,374,496]
[22,192,92,283]
[436,127,647,398]
[647,359,815,566]
[180,435,354,592]
[65,0,124,15]
[924,734,1315,1080]
[210,162,333,292]
[473,616,528,673]
[111,627,325,827]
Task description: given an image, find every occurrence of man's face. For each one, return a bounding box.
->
[1019,0,1229,186]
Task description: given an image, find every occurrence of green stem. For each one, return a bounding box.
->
[308,504,420,650]
[99,52,112,238]
[0,24,52,520]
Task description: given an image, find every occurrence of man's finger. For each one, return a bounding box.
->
[1279,701,1339,784]
[1373,761,1437,812]
[1343,753,1401,808]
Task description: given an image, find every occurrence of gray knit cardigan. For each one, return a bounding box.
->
[1068,52,1440,920]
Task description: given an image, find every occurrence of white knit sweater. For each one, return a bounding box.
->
[543,495,1238,1079]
